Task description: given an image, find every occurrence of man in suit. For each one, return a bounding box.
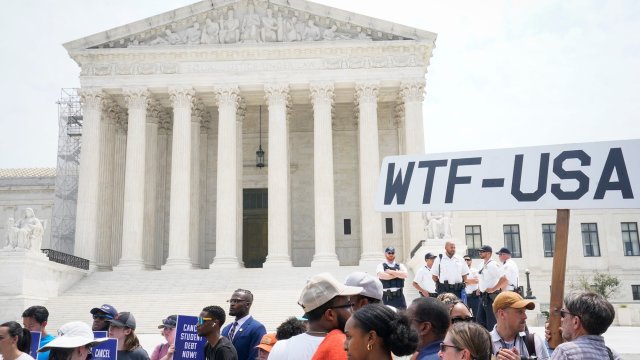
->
[221,289,266,360]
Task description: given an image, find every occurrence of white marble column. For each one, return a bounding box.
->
[264,84,292,267]
[95,101,118,270]
[189,100,204,268]
[310,82,340,266]
[236,102,246,264]
[155,112,171,268]
[116,88,149,270]
[400,80,428,249]
[164,87,195,269]
[211,86,242,268]
[356,82,384,267]
[143,101,161,269]
[199,113,211,267]
[74,88,105,266]
[111,114,127,267]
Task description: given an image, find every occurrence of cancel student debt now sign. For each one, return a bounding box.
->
[375,139,640,212]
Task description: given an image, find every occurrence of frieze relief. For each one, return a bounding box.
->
[90,1,410,50]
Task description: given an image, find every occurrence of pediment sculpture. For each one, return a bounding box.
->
[3,208,45,252]
[92,0,408,49]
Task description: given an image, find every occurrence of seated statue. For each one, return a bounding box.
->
[6,208,45,251]
[424,211,452,240]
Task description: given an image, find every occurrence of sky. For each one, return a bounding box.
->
[1,0,639,169]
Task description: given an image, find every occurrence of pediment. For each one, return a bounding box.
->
[64,0,436,51]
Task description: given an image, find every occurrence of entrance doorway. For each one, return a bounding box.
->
[242,189,268,268]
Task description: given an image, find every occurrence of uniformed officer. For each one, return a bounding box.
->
[431,241,470,298]
[376,246,408,309]
[477,245,507,331]
[497,247,520,293]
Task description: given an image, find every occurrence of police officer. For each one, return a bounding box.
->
[477,245,507,331]
[376,246,408,309]
[431,241,469,298]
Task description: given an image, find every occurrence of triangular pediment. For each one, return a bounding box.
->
[64,0,436,51]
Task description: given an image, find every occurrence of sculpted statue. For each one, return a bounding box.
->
[3,208,44,252]
[424,211,452,240]
[302,19,321,41]
[220,9,240,44]
[241,4,261,42]
[284,16,302,42]
[148,29,182,46]
[201,17,221,44]
[261,8,278,42]
[184,22,202,45]
[323,24,351,40]
[276,12,285,41]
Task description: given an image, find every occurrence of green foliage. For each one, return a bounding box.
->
[570,271,621,300]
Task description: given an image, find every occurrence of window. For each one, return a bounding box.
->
[465,225,482,259]
[542,224,556,257]
[503,224,522,258]
[621,222,640,256]
[633,285,640,301]
[581,223,601,257]
[343,219,351,235]
[385,218,393,234]
[243,189,268,209]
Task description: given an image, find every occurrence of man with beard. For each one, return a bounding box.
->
[376,246,408,309]
[269,273,362,360]
[406,297,450,360]
[197,305,237,360]
[490,292,549,360]
[477,245,506,331]
[221,289,265,360]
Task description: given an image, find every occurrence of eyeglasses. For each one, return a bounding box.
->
[451,316,475,324]
[93,314,113,320]
[197,317,213,325]
[226,299,247,304]
[439,342,462,352]
[386,252,395,255]
[330,303,354,311]
[558,308,580,319]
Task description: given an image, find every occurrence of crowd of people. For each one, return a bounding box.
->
[0,245,622,360]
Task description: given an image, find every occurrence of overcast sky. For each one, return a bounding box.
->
[1,0,639,169]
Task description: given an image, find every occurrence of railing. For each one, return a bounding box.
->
[409,240,426,258]
[41,249,89,270]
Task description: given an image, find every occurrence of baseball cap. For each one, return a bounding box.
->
[256,333,277,352]
[492,292,535,313]
[90,304,118,318]
[38,321,108,352]
[496,247,511,255]
[107,312,137,330]
[424,252,437,259]
[385,246,396,253]
[479,245,493,253]
[298,273,363,313]
[344,272,383,301]
[158,315,177,329]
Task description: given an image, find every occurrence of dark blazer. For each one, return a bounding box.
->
[221,316,266,360]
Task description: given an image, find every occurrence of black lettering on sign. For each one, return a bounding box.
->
[445,158,481,203]
[594,147,634,199]
[418,159,448,204]
[511,153,550,201]
[551,150,590,200]
[384,162,415,205]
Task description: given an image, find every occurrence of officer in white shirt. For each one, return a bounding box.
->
[431,241,469,298]
[477,245,507,331]
[413,252,438,297]
[463,255,481,316]
[497,247,520,293]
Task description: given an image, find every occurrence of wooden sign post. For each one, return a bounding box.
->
[548,209,570,349]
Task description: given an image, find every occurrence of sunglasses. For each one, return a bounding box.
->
[226,299,248,304]
[330,303,354,311]
[439,342,462,352]
[558,309,580,319]
[197,317,213,325]
[93,314,113,320]
[451,316,475,324]
[386,252,395,255]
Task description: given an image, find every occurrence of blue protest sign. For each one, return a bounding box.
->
[29,331,41,358]
[92,331,116,360]
[174,315,206,360]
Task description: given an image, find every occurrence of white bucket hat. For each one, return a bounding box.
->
[38,321,108,352]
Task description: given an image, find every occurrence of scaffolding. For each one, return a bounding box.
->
[50,88,82,253]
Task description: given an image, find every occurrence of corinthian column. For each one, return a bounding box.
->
[211,86,241,268]
[164,87,195,269]
[143,100,161,269]
[310,82,339,267]
[400,80,427,247]
[75,88,105,266]
[356,82,384,267]
[189,100,204,268]
[264,84,292,268]
[116,88,149,270]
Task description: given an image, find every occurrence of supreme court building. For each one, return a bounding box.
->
[64,0,437,270]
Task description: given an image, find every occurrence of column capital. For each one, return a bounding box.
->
[79,88,106,111]
[101,99,121,125]
[123,87,150,110]
[237,100,247,123]
[400,80,426,103]
[214,86,241,109]
[192,99,206,123]
[355,82,379,104]
[169,87,195,109]
[309,82,335,107]
[265,83,290,107]
[200,111,211,134]
[146,100,163,124]
[158,110,172,134]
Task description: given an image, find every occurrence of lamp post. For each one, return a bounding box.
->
[256,105,265,168]
[525,269,536,299]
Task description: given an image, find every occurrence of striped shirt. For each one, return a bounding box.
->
[551,335,621,360]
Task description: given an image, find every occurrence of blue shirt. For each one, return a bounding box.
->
[416,340,441,360]
[551,335,621,360]
[38,334,55,360]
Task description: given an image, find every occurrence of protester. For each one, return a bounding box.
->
[275,317,306,340]
[0,321,33,360]
[255,333,276,360]
[90,304,118,332]
[551,291,621,359]
[406,297,450,360]
[107,312,149,360]
[449,301,475,324]
[377,246,409,309]
[197,306,237,360]
[343,303,418,360]
[344,272,383,311]
[221,289,266,360]
[22,306,54,360]
[413,252,438,298]
[438,322,493,360]
[37,321,108,360]
[150,315,176,360]
[436,292,460,308]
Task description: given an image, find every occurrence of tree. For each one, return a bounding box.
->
[570,272,621,300]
